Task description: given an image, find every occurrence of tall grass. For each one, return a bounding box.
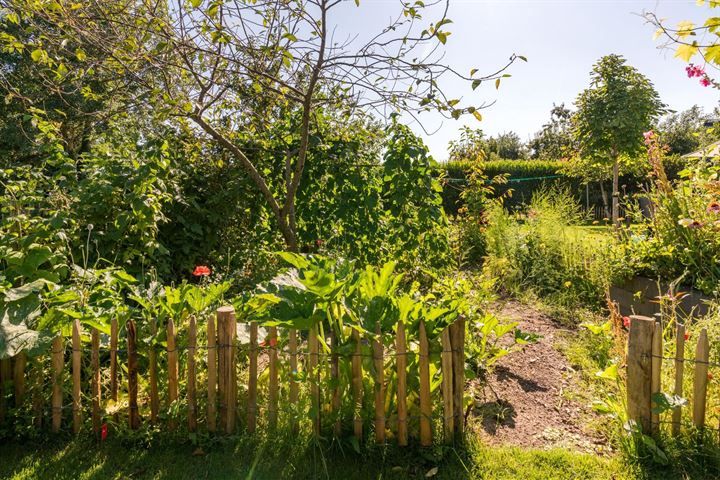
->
[483,187,612,313]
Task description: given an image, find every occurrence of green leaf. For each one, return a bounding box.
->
[472,79,482,90]
[495,78,501,89]
[30,48,46,63]
[190,0,202,7]
[472,110,482,122]
[595,363,618,380]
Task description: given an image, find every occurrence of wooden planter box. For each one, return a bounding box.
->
[609,276,712,319]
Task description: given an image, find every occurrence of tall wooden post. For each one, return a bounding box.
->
[91,328,101,433]
[71,320,82,434]
[247,321,258,433]
[672,323,686,436]
[650,321,662,434]
[396,322,408,447]
[268,326,279,430]
[110,318,118,422]
[626,315,654,433]
[127,320,140,430]
[352,329,363,440]
[419,319,432,446]
[207,313,217,433]
[166,318,178,430]
[187,316,197,432]
[51,334,64,433]
[373,323,385,443]
[693,328,710,428]
[149,318,159,423]
[451,317,465,437]
[224,307,236,434]
[441,327,455,441]
[289,329,299,433]
[13,352,26,407]
[331,330,341,436]
[309,325,320,435]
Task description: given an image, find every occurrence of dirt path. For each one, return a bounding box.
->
[469,300,608,453]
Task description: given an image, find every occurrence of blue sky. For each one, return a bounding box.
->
[333,0,720,160]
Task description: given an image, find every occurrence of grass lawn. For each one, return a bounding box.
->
[0,434,645,480]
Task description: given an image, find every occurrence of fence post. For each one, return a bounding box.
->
[289,329,299,434]
[352,329,363,440]
[396,322,408,447]
[224,307,236,434]
[693,328,709,428]
[167,318,178,430]
[71,320,82,434]
[91,328,100,433]
[441,327,454,442]
[626,315,654,433]
[127,320,140,430]
[373,322,385,443]
[13,352,26,407]
[51,334,64,433]
[188,315,197,432]
[247,321,258,433]
[149,318,159,424]
[451,317,465,437]
[331,330,341,437]
[0,357,11,425]
[419,319,432,446]
[309,325,321,435]
[207,313,217,433]
[651,321,662,434]
[672,322,686,436]
[269,326,279,430]
[110,318,118,422]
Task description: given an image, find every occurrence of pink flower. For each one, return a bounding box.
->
[707,201,720,214]
[643,131,655,141]
[686,65,705,78]
[101,423,108,441]
[622,316,631,329]
[701,77,712,87]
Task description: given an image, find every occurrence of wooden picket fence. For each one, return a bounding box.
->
[0,307,466,445]
[626,315,716,435]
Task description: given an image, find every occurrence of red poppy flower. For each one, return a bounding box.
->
[101,423,108,441]
[622,316,631,329]
[192,265,211,277]
[684,332,690,341]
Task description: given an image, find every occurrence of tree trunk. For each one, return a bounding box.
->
[611,154,620,228]
[599,181,609,219]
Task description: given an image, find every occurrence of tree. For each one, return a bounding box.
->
[658,105,718,156]
[447,126,487,162]
[572,54,664,226]
[529,103,575,160]
[486,131,527,160]
[1,1,520,252]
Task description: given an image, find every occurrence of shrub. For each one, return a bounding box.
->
[611,137,720,295]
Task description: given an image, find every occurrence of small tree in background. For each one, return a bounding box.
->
[572,54,664,227]
[529,103,576,160]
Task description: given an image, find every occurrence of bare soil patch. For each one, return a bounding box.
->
[469,300,608,453]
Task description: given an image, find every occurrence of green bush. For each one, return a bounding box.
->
[611,159,720,295]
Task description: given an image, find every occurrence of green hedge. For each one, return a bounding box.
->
[437,159,576,213]
[435,157,692,216]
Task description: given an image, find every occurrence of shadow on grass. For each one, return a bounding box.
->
[1,429,685,480]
